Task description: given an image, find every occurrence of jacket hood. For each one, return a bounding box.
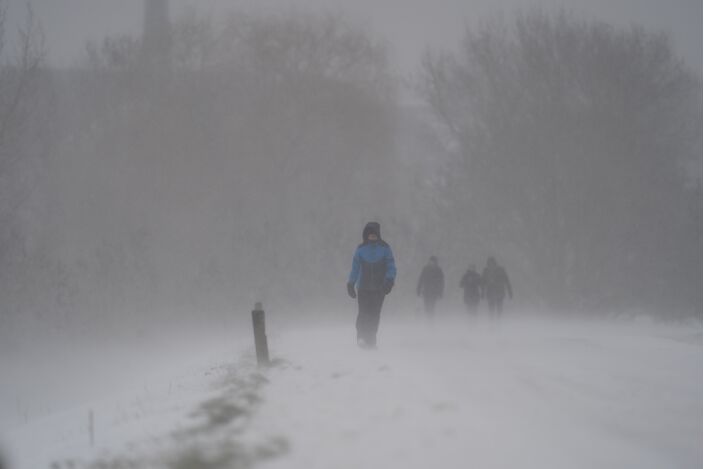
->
[362,222,381,242]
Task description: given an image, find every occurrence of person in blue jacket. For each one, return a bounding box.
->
[347,221,396,349]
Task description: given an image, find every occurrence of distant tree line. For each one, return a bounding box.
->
[0,6,700,335]
[421,9,701,313]
[2,7,399,331]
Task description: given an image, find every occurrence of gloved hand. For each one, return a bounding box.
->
[347,282,357,299]
[383,279,394,295]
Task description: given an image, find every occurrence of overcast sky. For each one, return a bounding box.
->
[4,0,702,74]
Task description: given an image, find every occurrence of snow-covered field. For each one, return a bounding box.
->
[1,311,701,468]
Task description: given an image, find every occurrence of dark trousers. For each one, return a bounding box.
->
[422,295,438,316]
[356,289,385,346]
[487,296,504,317]
[464,295,480,314]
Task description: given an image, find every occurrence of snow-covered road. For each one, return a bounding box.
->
[1,314,701,468]
[255,316,702,469]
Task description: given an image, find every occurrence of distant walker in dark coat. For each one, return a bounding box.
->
[416,256,444,316]
[481,257,512,316]
[459,264,482,314]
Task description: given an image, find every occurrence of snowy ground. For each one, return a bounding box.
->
[1,311,701,469]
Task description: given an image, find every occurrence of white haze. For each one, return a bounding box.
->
[0,1,701,468]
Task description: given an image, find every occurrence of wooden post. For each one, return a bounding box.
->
[251,302,270,366]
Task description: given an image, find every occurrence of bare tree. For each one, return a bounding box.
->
[0,2,44,167]
[0,1,45,260]
[0,1,53,328]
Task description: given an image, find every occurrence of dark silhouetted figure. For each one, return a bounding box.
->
[482,257,512,317]
[416,256,444,316]
[460,264,482,314]
[347,222,397,349]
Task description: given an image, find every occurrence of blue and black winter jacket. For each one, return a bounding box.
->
[348,238,397,292]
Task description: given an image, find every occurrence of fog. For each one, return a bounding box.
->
[0,0,701,467]
[4,0,703,74]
